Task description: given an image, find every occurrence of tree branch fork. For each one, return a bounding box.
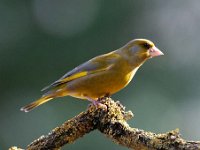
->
[10,98,200,150]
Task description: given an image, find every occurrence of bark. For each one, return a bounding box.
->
[10,98,200,150]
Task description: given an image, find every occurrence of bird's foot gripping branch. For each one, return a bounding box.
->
[11,98,200,150]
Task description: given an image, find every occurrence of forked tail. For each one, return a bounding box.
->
[20,96,53,112]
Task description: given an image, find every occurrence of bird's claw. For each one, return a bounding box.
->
[87,98,107,111]
[93,101,107,111]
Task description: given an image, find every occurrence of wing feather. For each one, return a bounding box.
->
[41,52,119,92]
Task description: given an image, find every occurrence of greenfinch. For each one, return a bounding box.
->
[21,39,164,112]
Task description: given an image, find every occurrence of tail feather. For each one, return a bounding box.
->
[20,96,53,112]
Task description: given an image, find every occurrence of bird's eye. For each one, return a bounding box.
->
[143,43,151,49]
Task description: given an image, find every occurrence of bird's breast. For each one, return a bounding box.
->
[66,59,139,100]
[66,68,139,100]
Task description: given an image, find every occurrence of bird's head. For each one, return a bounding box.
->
[121,39,164,66]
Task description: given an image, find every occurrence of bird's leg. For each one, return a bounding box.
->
[87,98,107,110]
[101,93,111,100]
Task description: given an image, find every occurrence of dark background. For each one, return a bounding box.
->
[1,0,200,149]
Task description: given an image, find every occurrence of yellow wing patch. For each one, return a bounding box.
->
[59,65,112,84]
[61,71,88,83]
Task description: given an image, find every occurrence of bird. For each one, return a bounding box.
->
[20,39,164,112]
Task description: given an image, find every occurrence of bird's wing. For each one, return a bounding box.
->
[41,52,119,91]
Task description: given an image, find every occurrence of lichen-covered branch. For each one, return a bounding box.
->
[11,98,200,150]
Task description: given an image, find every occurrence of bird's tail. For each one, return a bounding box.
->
[20,96,53,112]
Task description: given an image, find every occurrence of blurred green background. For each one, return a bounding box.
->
[1,0,200,149]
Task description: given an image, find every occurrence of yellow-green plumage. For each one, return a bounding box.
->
[21,39,163,112]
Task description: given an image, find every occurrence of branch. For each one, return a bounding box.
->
[10,98,200,150]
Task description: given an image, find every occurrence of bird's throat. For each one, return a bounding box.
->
[124,66,139,86]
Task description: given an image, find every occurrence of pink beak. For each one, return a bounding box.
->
[149,46,164,58]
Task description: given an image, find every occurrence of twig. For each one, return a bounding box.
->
[10,98,200,150]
